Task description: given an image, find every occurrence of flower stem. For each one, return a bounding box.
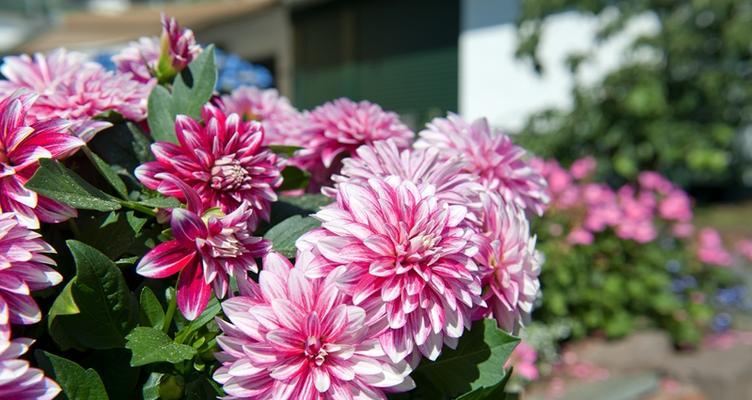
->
[120,201,157,217]
[163,292,177,334]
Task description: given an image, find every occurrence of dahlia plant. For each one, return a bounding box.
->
[0,15,539,400]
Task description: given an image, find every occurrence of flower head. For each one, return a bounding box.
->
[0,213,62,340]
[0,49,153,141]
[0,338,60,399]
[697,228,733,267]
[473,193,541,332]
[0,91,82,228]
[297,176,483,362]
[136,104,284,230]
[136,175,271,320]
[416,113,549,216]
[160,14,201,73]
[214,252,414,399]
[112,37,161,84]
[326,139,482,207]
[219,86,305,146]
[505,341,539,381]
[294,99,413,189]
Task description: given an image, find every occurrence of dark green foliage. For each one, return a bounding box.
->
[516,0,752,197]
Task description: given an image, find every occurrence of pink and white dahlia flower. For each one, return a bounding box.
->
[0,213,62,341]
[112,37,161,84]
[160,14,201,72]
[294,99,413,188]
[219,86,305,146]
[0,49,152,141]
[472,192,541,332]
[136,175,270,320]
[416,113,549,216]
[0,91,82,228]
[0,338,60,399]
[214,252,414,399]
[136,104,284,230]
[296,176,483,362]
[326,139,482,207]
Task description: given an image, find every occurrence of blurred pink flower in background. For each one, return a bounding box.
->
[0,213,62,341]
[638,171,673,194]
[569,156,596,179]
[0,338,60,399]
[136,176,270,320]
[567,228,595,245]
[505,341,539,381]
[696,228,733,267]
[296,176,483,362]
[659,190,693,223]
[0,91,81,228]
[160,14,201,72]
[112,37,161,84]
[0,49,152,142]
[736,239,752,262]
[294,98,413,190]
[417,114,549,215]
[614,186,657,243]
[214,253,414,399]
[218,86,305,146]
[473,193,541,332]
[136,104,284,230]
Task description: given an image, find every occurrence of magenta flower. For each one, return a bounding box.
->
[296,176,483,362]
[569,156,596,180]
[0,213,63,341]
[416,113,549,216]
[136,175,271,320]
[0,338,60,399]
[0,49,153,142]
[736,239,752,263]
[325,139,482,207]
[614,186,657,243]
[696,228,733,267]
[112,37,161,84]
[473,193,541,332]
[214,252,414,399]
[160,14,201,73]
[294,99,413,189]
[504,341,539,381]
[0,91,82,228]
[218,86,305,146]
[136,104,284,230]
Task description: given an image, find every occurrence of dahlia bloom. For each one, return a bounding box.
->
[160,14,201,73]
[136,104,284,230]
[296,176,483,362]
[136,175,270,320]
[416,113,549,216]
[0,213,63,341]
[473,192,541,332]
[112,36,161,84]
[0,49,152,142]
[325,139,482,207]
[0,91,82,228]
[294,99,413,189]
[219,86,305,146]
[696,228,733,267]
[214,252,414,399]
[0,338,60,399]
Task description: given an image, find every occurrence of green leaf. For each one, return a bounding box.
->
[47,280,82,350]
[409,319,519,399]
[263,215,321,258]
[36,351,109,400]
[455,368,513,400]
[25,159,122,211]
[147,85,176,143]
[79,211,148,259]
[128,122,155,163]
[83,349,140,400]
[269,144,303,157]
[82,147,128,198]
[139,287,165,329]
[174,297,221,344]
[50,241,134,349]
[267,194,332,227]
[137,195,182,209]
[172,45,217,120]
[125,327,197,366]
[279,165,310,191]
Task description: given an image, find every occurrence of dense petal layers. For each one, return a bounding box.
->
[0,91,83,229]
[135,104,284,230]
[416,113,549,216]
[214,253,414,399]
[297,176,483,362]
[0,338,60,400]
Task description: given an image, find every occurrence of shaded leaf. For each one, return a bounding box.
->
[139,287,165,329]
[25,159,121,211]
[82,147,128,198]
[36,351,109,400]
[279,165,310,191]
[263,215,321,258]
[125,327,197,366]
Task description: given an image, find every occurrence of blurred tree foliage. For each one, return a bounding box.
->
[515,0,752,200]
